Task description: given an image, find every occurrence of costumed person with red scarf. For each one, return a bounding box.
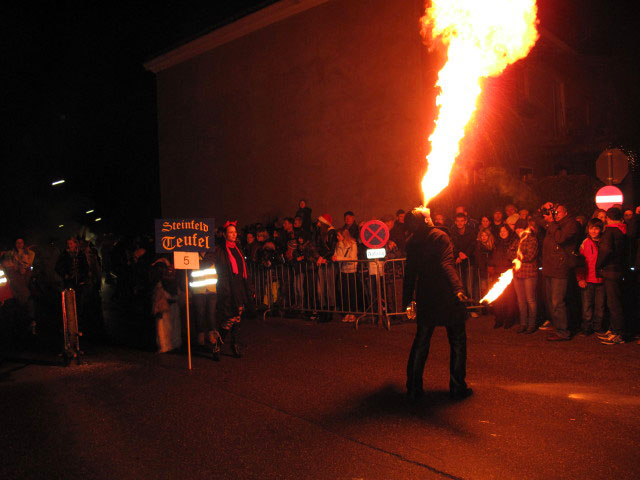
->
[212,221,253,360]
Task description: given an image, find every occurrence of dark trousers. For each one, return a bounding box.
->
[406,322,467,395]
[493,283,517,326]
[338,272,361,312]
[603,277,624,334]
[580,282,605,332]
[544,276,570,338]
[193,293,217,334]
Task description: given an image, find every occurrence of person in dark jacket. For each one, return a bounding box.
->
[292,232,318,310]
[534,203,580,340]
[627,206,640,342]
[56,237,89,290]
[403,209,472,402]
[449,212,477,298]
[474,228,495,298]
[596,207,629,344]
[296,199,313,233]
[212,221,253,360]
[489,225,518,329]
[56,237,93,335]
[490,210,505,239]
[313,214,338,321]
[342,211,360,243]
[390,209,409,253]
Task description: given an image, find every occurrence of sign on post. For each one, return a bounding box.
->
[155,218,214,371]
[366,248,386,259]
[173,252,200,270]
[155,218,215,253]
[360,220,390,249]
[595,185,624,211]
[596,148,629,185]
[360,220,390,260]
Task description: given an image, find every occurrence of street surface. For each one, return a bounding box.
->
[2,314,640,480]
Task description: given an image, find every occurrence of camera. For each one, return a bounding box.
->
[541,205,558,218]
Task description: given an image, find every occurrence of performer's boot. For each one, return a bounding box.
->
[230,323,242,358]
[210,330,223,362]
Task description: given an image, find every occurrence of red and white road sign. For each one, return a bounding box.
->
[595,185,623,211]
[360,220,390,249]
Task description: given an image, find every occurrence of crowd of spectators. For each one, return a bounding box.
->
[232,199,640,343]
[1,198,639,355]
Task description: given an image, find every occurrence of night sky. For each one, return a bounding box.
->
[2,0,638,245]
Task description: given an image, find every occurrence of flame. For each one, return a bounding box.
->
[480,269,513,304]
[481,258,521,304]
[420,0,539,205]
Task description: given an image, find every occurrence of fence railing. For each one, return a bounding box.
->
[247,257,494,329]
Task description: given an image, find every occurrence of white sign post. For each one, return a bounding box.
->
[173,251,200,370]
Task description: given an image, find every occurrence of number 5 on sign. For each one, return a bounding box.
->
[174,251,200,270]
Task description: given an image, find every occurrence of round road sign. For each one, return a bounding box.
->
[595,185,624,211]
[360,220,390,249]
[596,148,629,184]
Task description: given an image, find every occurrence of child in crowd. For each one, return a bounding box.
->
[576,218,605,336]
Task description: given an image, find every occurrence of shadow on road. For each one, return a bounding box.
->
[325,384,475,440]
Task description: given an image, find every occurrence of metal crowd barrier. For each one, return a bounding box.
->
[247,257,491,329]
[247,258,409,330]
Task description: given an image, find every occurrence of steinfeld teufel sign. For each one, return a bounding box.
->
[155,218,215,253]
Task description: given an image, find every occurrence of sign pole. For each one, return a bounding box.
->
[155,217,213,370]
[185,270,192,370]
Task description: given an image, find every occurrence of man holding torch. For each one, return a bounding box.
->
[403,208,473,402]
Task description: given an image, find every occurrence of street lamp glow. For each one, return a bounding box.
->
[86,210,94,214]
[51,179,65,186]
[58,224,64,228]
[95,218,102,222]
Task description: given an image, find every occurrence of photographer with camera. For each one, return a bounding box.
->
[534,202,580,341]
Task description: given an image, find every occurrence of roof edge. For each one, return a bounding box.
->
[144,0,330,73]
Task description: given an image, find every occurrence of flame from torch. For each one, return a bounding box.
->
[480,253,524,304]
[419,0,539,206]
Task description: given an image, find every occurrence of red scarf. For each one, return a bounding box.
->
[225,240,247,278]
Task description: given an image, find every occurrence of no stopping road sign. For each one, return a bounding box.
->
[360,220,390,249]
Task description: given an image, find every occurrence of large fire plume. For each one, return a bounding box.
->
[420,0,539,206]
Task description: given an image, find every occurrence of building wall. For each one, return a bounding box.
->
[156,0,431,226]
[154,0,612,226]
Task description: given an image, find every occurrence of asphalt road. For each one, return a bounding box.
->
[2,314,640,480]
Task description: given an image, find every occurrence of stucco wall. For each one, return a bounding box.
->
[156,0,432,226]
[154,0,597,227]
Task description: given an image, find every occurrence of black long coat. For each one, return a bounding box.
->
[402,225,466,326]
[213,245,252,321]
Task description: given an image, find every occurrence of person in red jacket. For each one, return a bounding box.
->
[576,218,604,336]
